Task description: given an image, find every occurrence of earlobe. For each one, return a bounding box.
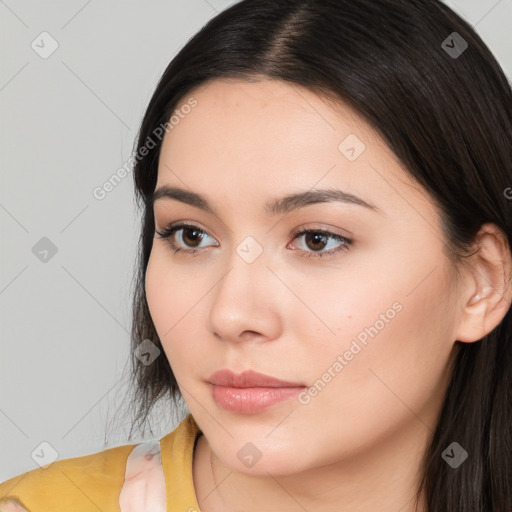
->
[455,223,512,344]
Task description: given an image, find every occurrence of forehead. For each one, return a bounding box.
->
[169,77,380,148]
[156,78,434,222]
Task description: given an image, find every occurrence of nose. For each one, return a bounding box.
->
[206,246,283,344]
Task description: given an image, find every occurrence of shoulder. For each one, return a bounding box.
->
[0,414,203,511]
[0,442,137,511]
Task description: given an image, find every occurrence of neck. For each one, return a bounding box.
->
[193,418,431,512]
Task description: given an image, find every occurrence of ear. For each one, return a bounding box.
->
[455,223,512,343]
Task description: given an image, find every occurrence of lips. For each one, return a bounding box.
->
[207,369,305,388]
[207,369,307,414]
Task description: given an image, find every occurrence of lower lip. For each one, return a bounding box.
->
[210,384,306,414]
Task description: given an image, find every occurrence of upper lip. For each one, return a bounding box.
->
[207,369,305,388]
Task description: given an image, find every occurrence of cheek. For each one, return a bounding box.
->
[145,249,202,326]
[303,270,455,442]
[144,249,214,370]
[286,266,406,372]
[145,250,168,326]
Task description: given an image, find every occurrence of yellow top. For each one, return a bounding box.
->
[0,413,203,512]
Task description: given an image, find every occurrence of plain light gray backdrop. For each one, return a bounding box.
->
[1,0,511,483]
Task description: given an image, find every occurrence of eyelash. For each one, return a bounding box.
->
[154,222,352,259]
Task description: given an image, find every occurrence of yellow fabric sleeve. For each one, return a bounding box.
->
[0,443,136,512]
[0,413,203,511]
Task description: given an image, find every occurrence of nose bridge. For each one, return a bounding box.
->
[207,235,282,341]
[213,235,268,310]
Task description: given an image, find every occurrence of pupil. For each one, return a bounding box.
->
[307,232,327,251]
[184,228,202,247]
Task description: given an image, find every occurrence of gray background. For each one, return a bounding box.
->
[1,0,511,482]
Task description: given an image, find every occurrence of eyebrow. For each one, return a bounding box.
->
[151,185,382,216]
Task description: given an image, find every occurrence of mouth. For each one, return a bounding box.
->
[207,368,306,388]
[207,369,307,414]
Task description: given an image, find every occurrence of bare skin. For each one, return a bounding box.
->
[145,78,512,511]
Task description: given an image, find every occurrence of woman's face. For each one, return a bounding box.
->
[145,78,462,475]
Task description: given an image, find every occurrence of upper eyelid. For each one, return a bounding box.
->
[157,217,350,234]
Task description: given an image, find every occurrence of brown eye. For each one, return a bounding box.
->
[289,229,352,259]
[304,232,329,251]
[180,227,204,247]
[155,223,218,254]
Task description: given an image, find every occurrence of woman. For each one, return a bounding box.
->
[1,0,511,510]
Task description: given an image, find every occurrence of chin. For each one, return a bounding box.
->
[213,437,309,477]
[230,455,302,477]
